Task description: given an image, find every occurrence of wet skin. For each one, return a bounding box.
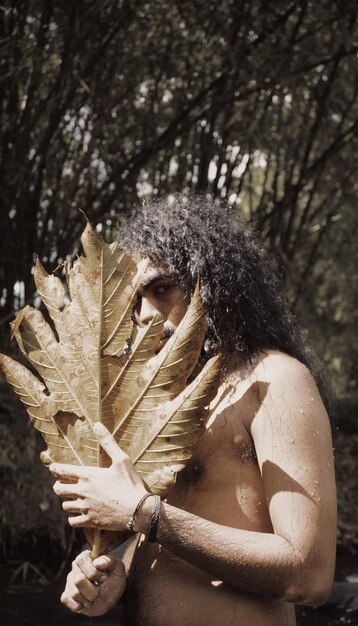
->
[126,363,297,626]
[57,271,337,626]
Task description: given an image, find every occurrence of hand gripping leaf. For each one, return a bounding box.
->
[0,222,221,555]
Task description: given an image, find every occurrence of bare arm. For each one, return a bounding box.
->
[134,355,337,605]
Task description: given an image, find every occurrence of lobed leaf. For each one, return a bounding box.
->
[0,220,221,553]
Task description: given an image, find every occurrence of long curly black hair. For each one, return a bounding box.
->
[117,194,326,400]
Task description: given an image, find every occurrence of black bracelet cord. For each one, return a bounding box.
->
[148,495,161,543]
[127,493,152,534]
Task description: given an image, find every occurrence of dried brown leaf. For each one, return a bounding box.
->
[0,221,221,553]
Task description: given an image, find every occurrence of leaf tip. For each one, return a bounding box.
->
[78,208,90,223]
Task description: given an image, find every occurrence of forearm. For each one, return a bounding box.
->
[138,501,309,603]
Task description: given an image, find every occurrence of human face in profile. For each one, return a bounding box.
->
[134,266,189,351]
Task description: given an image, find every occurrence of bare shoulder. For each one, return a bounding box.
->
[224,350,329,436]
[243,350,333,460]
[226,349,318,393]
[225,349,323,405]
[247,349,324,408]
[252,349,315,384]
[216,350,332,460]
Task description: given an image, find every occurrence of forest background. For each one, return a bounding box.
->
[0,0,357,587]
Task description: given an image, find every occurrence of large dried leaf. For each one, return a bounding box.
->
[0,221,221,553]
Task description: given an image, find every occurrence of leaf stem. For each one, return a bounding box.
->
[91,531,101,559]
[92,244,105,559]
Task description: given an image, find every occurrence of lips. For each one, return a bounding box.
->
[160,335,168,346]
[155,336,169,354]
[154,325,175,354]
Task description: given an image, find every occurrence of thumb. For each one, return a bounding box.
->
[93,554,126,576]
[93,422,125,461]
[40,448,53,467]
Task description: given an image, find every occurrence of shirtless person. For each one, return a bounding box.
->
[51,195,337,625]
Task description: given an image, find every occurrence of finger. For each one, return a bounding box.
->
[76,550,106,581]
[49,463,88,480]
[72,563,101,601]
[62,499,86,513]
[62,588,93,612]
[93,554,126,577]
[53,481,80,498]
[73,593,94,610]
[68,513,89,528]
[40,449,53,467]
[61,592,85,613]
[94,422,127,463]
[63,573,96,610]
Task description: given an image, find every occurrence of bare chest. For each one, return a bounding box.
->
[166,380,271,530]
[175,405,257,488]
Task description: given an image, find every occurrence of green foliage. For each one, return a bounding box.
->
[295,205,358,402]
[0,0,357,562]
[0,376,67,561]
[1,1,357,402]
[334,429,358,549]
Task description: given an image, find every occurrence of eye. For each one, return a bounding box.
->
[154,283,175,296]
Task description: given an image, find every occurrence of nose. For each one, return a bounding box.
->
[135,296,159,327]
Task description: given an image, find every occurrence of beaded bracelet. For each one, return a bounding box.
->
[127,493,152,534]
[148,494,161,543]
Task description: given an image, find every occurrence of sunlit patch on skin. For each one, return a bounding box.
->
[233,434,257,463]
[235,484,258,519]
